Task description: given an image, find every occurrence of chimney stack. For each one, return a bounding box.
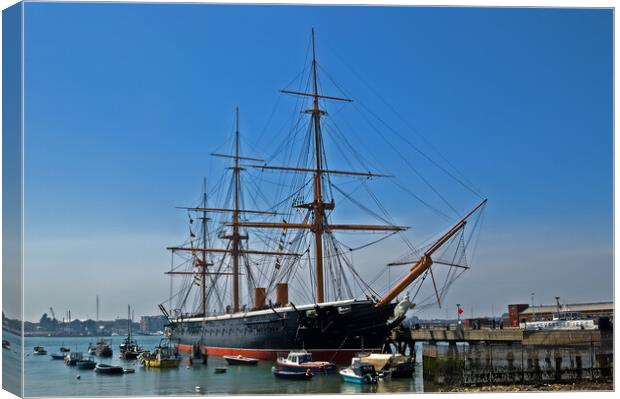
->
[275,283,289,307]
[253,287,266,310]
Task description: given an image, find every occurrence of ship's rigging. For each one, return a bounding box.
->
[162,29,487,319]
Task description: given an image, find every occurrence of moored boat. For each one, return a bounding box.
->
[358,353,414,378]
[520,308,598,331]
[2,340,10,349]
[65,352,83,366]
[139,338,181,368]
[96,342,113,357]
[59,344,70,352]
[50,353,66,360]
[140,355,181,368]
[120,305,142,360]
[95,364,124,374]
[276,351,336,373]
[76,357,97,370]
[119,338,135,352]
[271,366,313,380]
[120,349,140,360]
[33,346,47,355]
[339,358,378,384]
[97,347,113,357]
[223,355,258,365]
[89,339,113,357]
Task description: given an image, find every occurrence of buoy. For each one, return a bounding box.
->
[195,386,201,392]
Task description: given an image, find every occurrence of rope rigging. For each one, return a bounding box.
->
[161,33,486,317]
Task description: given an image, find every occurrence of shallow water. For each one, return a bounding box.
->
[3,332,425,397]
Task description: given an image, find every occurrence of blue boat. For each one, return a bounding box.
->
[50,353,65,360]
[339,358,378,384]
[76,356,97,370]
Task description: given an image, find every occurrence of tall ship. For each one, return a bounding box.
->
[159,30,487,363]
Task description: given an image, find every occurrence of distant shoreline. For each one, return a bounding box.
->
[3,327,161,338]
[22,332,161,338]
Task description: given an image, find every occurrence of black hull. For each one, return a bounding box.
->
[171,300,397,363]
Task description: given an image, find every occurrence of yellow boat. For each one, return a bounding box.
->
[139,338,181,368]
[141,357,181,368]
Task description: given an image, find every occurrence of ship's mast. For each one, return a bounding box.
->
[166,109,304,314]
[238,30,407,304]
[201,178,208,316]
[374,198,487,307]
[310,29,326,303]
[232,108,241,312]
[166,30,484,313]
[127,304,131,341]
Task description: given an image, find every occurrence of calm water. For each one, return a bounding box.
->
[3,332,425,397]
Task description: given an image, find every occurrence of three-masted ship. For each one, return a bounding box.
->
[160,30,486,362]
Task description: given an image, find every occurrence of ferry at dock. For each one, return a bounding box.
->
[521,311,597,331]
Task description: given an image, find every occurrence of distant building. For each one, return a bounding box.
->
[508,301,613,325]
[140,315,166,333]
[508,304,529,327]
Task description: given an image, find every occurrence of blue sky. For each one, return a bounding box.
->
[20,3,612,321]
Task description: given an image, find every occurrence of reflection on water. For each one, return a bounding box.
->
[16,335,424,397]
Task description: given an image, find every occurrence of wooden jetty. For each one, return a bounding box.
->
[401,326,614,387]
[401,327,608,347]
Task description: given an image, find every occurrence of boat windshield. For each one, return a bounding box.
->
[359,365,375,374]
[298,354,312,363]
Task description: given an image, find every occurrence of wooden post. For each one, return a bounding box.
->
[575,355,583,381]
[554,351,563,382]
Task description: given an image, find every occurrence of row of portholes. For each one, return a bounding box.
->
[204,325,284,336]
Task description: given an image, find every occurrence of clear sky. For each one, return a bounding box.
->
[20,2,612,322]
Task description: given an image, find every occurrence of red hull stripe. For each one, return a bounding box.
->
[177,344,194,352]
[177,345,381,363]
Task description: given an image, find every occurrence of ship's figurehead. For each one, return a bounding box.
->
[392,292,416,321]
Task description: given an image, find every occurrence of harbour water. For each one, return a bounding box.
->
[3,332,425,397]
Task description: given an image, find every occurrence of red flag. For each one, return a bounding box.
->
[457,307,463,315]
